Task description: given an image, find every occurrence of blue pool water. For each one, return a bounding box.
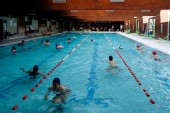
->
[0,32,170,113]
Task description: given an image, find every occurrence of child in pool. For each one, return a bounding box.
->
[44,78,71,104]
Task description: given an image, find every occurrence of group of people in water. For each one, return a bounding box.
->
[118,43,161,61]
[10,33,163,111]
[20,64,71,107]
[135,44,161,61]
[11,35,77,54]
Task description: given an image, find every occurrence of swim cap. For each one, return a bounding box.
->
[12,46,16,50]
[53,78,60,85]
[152,50,157,55]
[137,44,140,48]
[109,55,113,61]
[33,65,39,72]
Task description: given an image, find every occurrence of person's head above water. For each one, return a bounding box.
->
[12,46,16,50]
[53,78,60,85]
[46,40,49,43]
[109,55,113,61]
[33,65,39,72]
[152,50,157,55]
[53,78,60,88]
[136,44,140,49]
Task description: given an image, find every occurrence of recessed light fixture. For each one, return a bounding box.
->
[71,10,79,13]
[105,10,114,12]
[141,10,150,12]
[110,0,124,2]
[53,0,66,3]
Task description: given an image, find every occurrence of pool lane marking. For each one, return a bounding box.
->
[12,34,90,111]
[104,34,156,105]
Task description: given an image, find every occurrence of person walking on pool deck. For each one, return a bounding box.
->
[21,65,46,79]
[44,78,71,104]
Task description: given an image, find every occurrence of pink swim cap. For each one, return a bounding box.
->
[152,50,157,55]
[137,44,140,48]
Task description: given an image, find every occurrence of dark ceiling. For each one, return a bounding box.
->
[0,0,170,21]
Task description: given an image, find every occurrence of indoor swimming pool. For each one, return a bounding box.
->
[0,32,170,113]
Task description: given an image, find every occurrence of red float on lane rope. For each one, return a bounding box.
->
[35,84,39,87]
[150,99,155,104]
[39,80,43,83]
[22,95,28,100]
[146,93,150,97]
[30,88,35,92]
[12,105,18,110]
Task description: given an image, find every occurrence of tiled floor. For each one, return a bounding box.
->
[118,32,170,55]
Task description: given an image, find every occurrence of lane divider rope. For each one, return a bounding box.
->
[104,34,156,105]
[12,34,90,111]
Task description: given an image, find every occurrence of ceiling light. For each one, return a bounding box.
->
[53,0,66,3]
[71,10,79,13]
[141,10,150,12]
[110,0,124,2]
[105,10,114,12]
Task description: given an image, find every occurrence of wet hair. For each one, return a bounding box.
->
[91,39,93,41]
[33,65,39,72]
[12,46,16,50]
[21,40,25,43]
[109,55,113,61]
[46,40,49,42]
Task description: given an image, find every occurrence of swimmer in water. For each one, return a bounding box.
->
[136,44,141,50]
[11,46,17,53]
[44,78,71,104]
[107,55,122,71]
[21,65,46,79]
[118,45,123,49]
[44,40,50,46]
[18,40,25,45]
[66,38,71,43]
[136,44,145,52]
[101,55,122,74]
[152,50,161,61]
[91,39,94,42]
[56,44,64,49]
